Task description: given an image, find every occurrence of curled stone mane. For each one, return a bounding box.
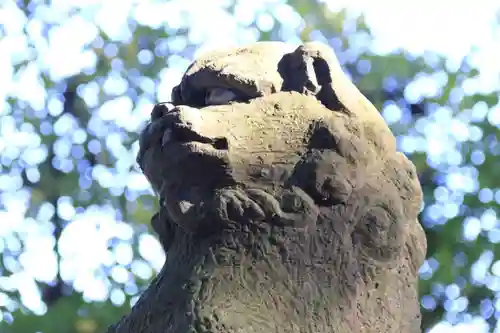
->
[109,41,427,333]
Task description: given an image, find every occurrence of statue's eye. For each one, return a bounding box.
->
[205,88,239,105]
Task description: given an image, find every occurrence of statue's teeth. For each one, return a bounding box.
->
[178,200,194,214]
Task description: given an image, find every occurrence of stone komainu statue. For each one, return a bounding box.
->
[108,42,427,333]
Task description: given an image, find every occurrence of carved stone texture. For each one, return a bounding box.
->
[110,41,427,333]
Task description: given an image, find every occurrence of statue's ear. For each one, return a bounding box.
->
[278,42,395,150]
[278,42,349,113]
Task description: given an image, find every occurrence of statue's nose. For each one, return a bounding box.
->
[150,102,176,121]
[161,105,203,130]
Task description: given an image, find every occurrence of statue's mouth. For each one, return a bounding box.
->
[156,122,230,170]
[160,123,229,151]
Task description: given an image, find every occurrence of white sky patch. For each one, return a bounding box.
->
[324,0,499,55]
[324,0,500,92]
[138,233,166,272]
[429,317,490,333]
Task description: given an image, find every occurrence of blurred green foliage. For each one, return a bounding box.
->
[0,1,498,332]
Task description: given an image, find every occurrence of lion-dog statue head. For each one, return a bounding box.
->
[111,42,427,333]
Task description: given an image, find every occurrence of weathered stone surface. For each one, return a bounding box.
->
[110,41,427,333]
